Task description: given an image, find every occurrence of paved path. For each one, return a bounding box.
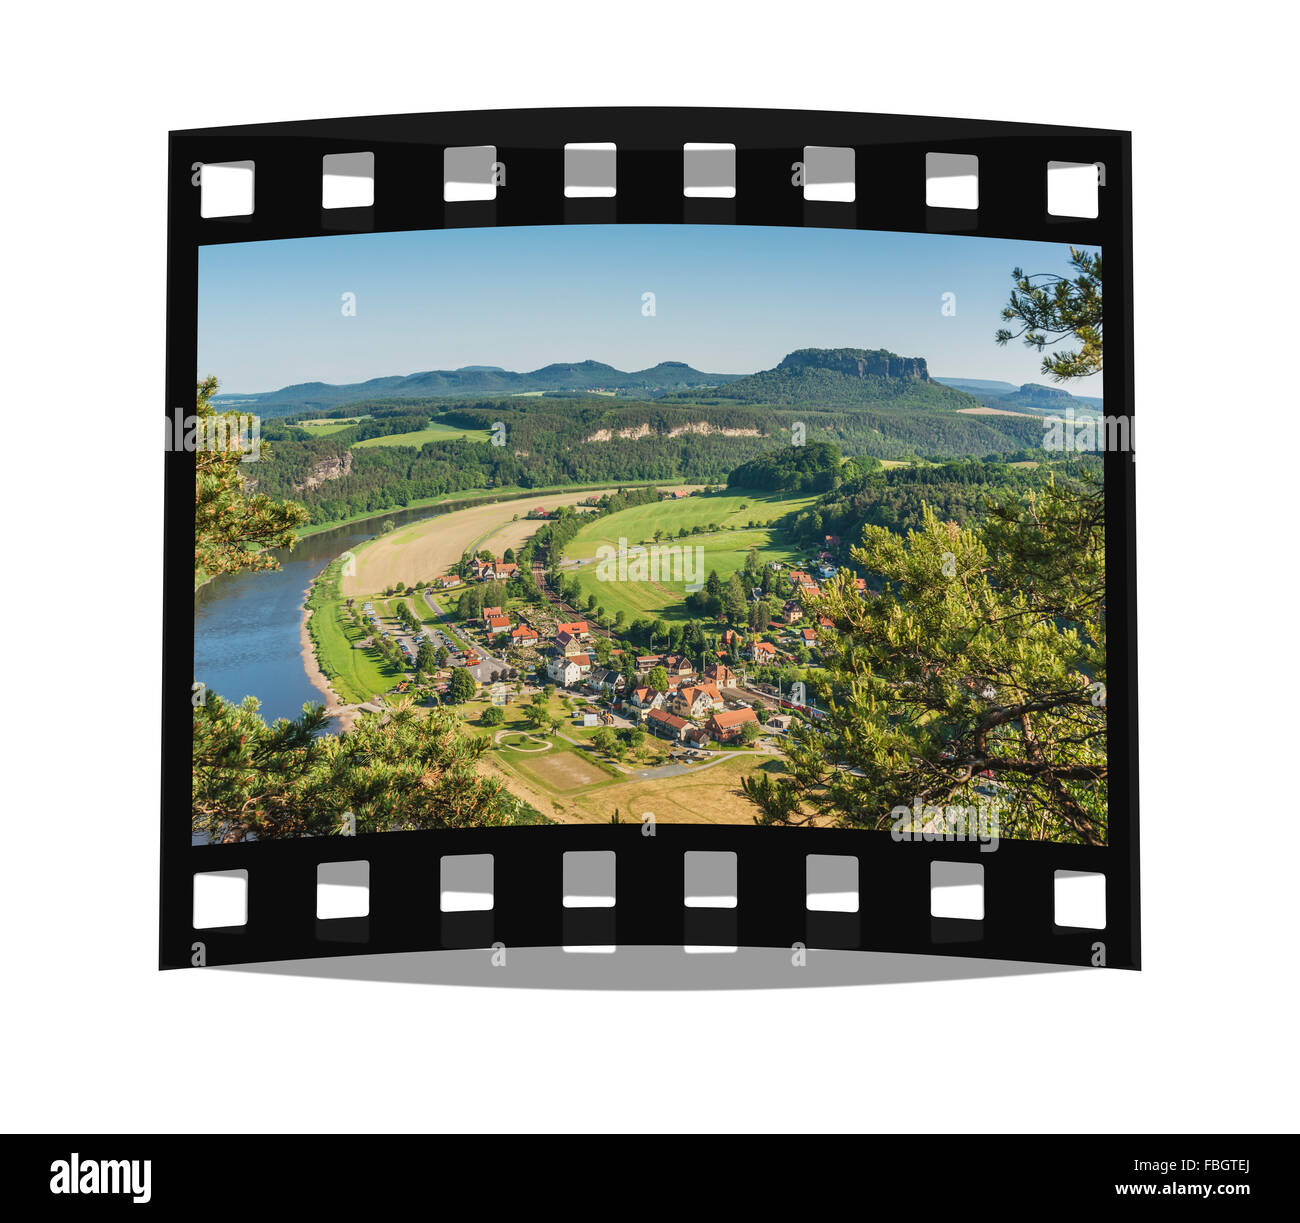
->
[421,589,474,650]
[493,729,552,752]
[631,747,767,780]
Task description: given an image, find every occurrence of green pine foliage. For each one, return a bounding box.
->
[742,475,1107,842]
[192,694,532,841]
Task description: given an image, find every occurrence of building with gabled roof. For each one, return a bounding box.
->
[629,686,666,711]
[647,708,691,742]
[704,662,736,688]
[670,683,724,720]
[707,707,759,742]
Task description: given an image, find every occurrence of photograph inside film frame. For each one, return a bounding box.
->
[192,224,1108,848]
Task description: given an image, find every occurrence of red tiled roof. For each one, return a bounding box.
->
[648,709,689,731]
[710,708,758,729]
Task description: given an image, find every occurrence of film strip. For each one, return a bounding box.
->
[163,107,1138,971]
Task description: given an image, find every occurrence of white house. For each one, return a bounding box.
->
[547,655,582,687]
[629,686,666,711]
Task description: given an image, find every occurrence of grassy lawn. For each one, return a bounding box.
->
[354,418,493,448]
[455,688,779,823]
[421,593,476,650]
[294,418,367,436]
[565,754,783,824]
[306,563,406,704]
[564,489,814,558]
[560,489,816,624]
[494,740,621,795]
[498,731,548,749]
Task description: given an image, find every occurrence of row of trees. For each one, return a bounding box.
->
[192,379,532,840]
[247,392,1048,528]
[743,247,1110,842]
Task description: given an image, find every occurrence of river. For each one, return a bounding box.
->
[193,503,465,727]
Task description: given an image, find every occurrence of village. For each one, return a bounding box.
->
[413,533,866,747]
[313,484,872,823]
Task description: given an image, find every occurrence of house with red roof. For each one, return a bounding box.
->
[704,662,735,688]
[647,708,692,742]
[662,654,693,677]
[556,630,586,657]
[670,683,724,720]
[475,559,518,581]
[629,686,666,712]
[707,707,759,743]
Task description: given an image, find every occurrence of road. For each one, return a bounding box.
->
[420,588,475,651]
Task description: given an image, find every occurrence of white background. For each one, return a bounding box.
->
[2,0,1295,1134]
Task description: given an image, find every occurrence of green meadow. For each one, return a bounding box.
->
[295,417,370,436]
[306,562,405,704]
[354,418,493,448]
[560,489,816,623]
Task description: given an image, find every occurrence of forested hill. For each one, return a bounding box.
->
[248,394,1048,528]
[664,347,981,410]
[934,377,1104,414]
[212,360,741,416]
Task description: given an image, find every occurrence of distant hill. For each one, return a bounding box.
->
[996,382,1104,413]
[934,377,1019,396]
[935,377,1103,415]
[211,360,741,416]
[675,348,979,411]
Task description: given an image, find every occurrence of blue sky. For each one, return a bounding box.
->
[198,225,1102,397]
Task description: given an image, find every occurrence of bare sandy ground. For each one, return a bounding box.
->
[957,405,1036,417]
[341,490,622,597]
[476,753,584,825]
[298,590,358,734]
